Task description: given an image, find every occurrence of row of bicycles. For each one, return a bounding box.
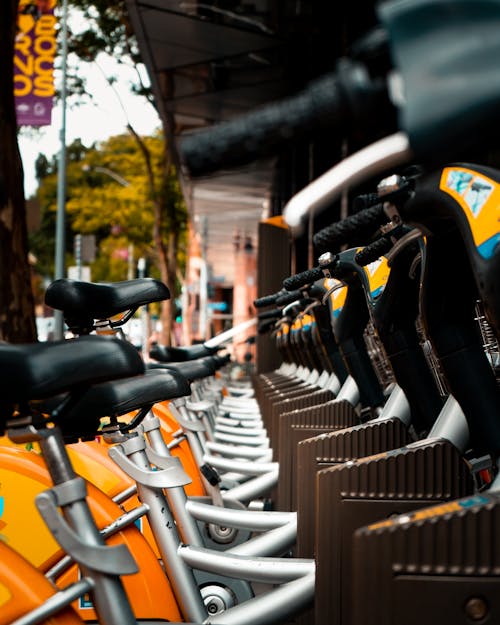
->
[5,0,500,624]
[181,1,500,623]
[253,161,500,625]
[1,276,314,625]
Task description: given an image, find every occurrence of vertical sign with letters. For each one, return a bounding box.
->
[15,0,57,126]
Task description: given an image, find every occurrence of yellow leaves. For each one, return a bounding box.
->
[34,131,187,283]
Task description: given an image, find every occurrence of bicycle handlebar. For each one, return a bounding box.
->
[283,267,324,291]
[352,192,381,211]
[313,204,387,252]
[354,236,394,266]
[181,0,500,187]
[258,308,283,320]
[254,291,285,308]
[275,291,303,306]
[180,60,387,177]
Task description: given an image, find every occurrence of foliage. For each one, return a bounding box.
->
[59,0,187,343]
[65,0,153,106]
[31,132,187,284]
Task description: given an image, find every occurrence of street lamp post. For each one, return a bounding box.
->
[53,0,69,340]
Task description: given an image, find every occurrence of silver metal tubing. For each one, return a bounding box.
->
[428,394,470,453]
[45,554,73,582]
[293,366,305,380]
[164,483,206,548]
[284,364,297,375]
[187,400,216,412]
[227,520,297,558]
[121,442,208,622]
[186,500,295,531]
[215,417,263,427]
[144,422,206,547]
[101,504,149,537]
[219,472,251,483]
[335,374,360,405]
[316,370,330,389]
[186,428,210,464]
[221,403,257,413]
[222,394,258,402]
[214,432,269,446]
[222,469,279,503]
[216,417,263,428]
[38,428,137,625]
[178,545,314,583]
[283,132,413,231]
[204,573,315,625]
[46,504,150,582]
[204,456,278,477]
[227,393,255,401]
[326,373,342,395]
[111,484,137,504]
[214,425,266,437]
[236,421,264,429]
[374,384,411,426]
[220,393,256,401]
[247,500,265,511]
[219,414,262,423]
[220,402,259,412]
[206,442,272,461]
[201,414,215,442]
[225,388,256,398]
[11,578,94,625]
[308,369,320,385]
[205,318,257,347]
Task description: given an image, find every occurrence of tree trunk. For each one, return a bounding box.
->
[0,1,37,343]
[158,71,183,346]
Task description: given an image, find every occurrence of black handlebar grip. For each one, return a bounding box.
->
[352,193,380,212]
[180,57,392,177]
[275,290,302,306]
[258,307,282,320]
[354,236,394,266]
[254,291,284,308]
[283,267,324,291]
[313,203,387,253]
[180,72,347,177]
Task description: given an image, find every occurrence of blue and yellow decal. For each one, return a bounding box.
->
[324,278,347,318]
[367,493,491,531]
[440,166,500,259]
[361,255,390,301]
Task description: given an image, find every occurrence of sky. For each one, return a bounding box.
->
[18,50,161,198]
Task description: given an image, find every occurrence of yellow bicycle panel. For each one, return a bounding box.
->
[324,278,347,318]
[361,255,390,300]
[440,166,500,259]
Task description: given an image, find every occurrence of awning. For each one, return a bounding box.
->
[125,0,292,281]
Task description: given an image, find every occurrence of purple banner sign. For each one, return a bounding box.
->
[14,0,57,126]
